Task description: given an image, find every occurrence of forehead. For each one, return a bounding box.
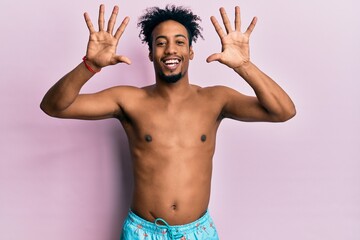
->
[152,20,189,40]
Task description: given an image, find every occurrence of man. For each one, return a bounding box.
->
[40,4,295,240]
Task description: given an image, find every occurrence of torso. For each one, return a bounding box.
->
[117,84,225,225]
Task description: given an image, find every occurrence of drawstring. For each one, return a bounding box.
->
[155,218,184,239]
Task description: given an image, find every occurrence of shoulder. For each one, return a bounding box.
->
[107,85,146,94]
[97,85,152,112]
[105,85,150,99]
[196,85,242,99]
[105,85,153,120]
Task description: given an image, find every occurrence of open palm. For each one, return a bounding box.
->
[84,5,131,70]
[207,6,257,69]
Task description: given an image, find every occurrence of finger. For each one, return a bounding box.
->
[210,16,226,39]
[98,4,105,31]
[114,17,130,40]
[245,17,257,36]
[234,6,241,31]
[206,53,222,63]
[219,7,233,34]
[112,55,132,65]
[84,12,96,34]
[107,5,119,34]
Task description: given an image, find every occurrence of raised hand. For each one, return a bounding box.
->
[84,4,131,71]
[206,6,257,69]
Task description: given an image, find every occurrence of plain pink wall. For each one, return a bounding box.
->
[1,0,359,239]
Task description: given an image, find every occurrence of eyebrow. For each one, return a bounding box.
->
[155,34,188,41]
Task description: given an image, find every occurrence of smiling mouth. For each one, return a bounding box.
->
[162,58,181,70]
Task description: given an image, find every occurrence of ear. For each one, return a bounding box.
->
[148,51,153,62]
[189,46,194,60]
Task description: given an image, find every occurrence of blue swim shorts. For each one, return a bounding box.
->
[120,210,219,240]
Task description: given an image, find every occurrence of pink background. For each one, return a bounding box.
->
[1,0,359,239]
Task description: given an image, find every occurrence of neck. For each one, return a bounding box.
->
[154,75,193,101]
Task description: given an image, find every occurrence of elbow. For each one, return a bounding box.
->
[290,106,297,119]
[40,100,49,115]
[40,102,54,117]
[40,100,61,118]
[276,105,297,122]
[283,108,296,122]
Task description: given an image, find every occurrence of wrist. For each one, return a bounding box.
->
[233,61,252,74]
[82,56,101,73]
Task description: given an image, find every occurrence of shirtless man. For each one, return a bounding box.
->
[40,4,296,240]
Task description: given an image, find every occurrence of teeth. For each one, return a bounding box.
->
[164,59,180,64]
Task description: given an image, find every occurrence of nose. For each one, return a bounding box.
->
[165,42,177,55]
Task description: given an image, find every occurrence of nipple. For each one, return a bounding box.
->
[201,134,207,142]
[145,134,152,142]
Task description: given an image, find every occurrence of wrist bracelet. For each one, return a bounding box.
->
[82,56,101,73]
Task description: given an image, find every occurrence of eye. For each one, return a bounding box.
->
[176,40,185,45]
[156,41,166,46]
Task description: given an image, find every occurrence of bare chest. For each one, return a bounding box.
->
[121,97,222,147]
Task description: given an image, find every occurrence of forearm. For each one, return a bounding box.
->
[234,62,296,121]
[40,62,95,116]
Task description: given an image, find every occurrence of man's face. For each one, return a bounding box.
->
[149,20,194,84]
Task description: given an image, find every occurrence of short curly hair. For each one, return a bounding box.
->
[138,5,203,50]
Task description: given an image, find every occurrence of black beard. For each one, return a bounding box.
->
[159,71,183,84]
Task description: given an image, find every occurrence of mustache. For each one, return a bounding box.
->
[161,55,184,62]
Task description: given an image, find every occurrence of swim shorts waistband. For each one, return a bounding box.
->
[127,209,212,234]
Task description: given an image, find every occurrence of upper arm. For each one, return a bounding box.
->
[47,86,135,120]
[217,86,276,122]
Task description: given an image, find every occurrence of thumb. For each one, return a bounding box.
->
[206,53,222,63]
[112,55,132,65]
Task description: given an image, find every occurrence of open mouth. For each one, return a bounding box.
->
[162,58,181,70]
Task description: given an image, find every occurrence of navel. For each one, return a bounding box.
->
[201,134,207,142]
[145,134,152,142]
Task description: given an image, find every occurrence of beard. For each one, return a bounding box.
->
[158,71,183,84]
